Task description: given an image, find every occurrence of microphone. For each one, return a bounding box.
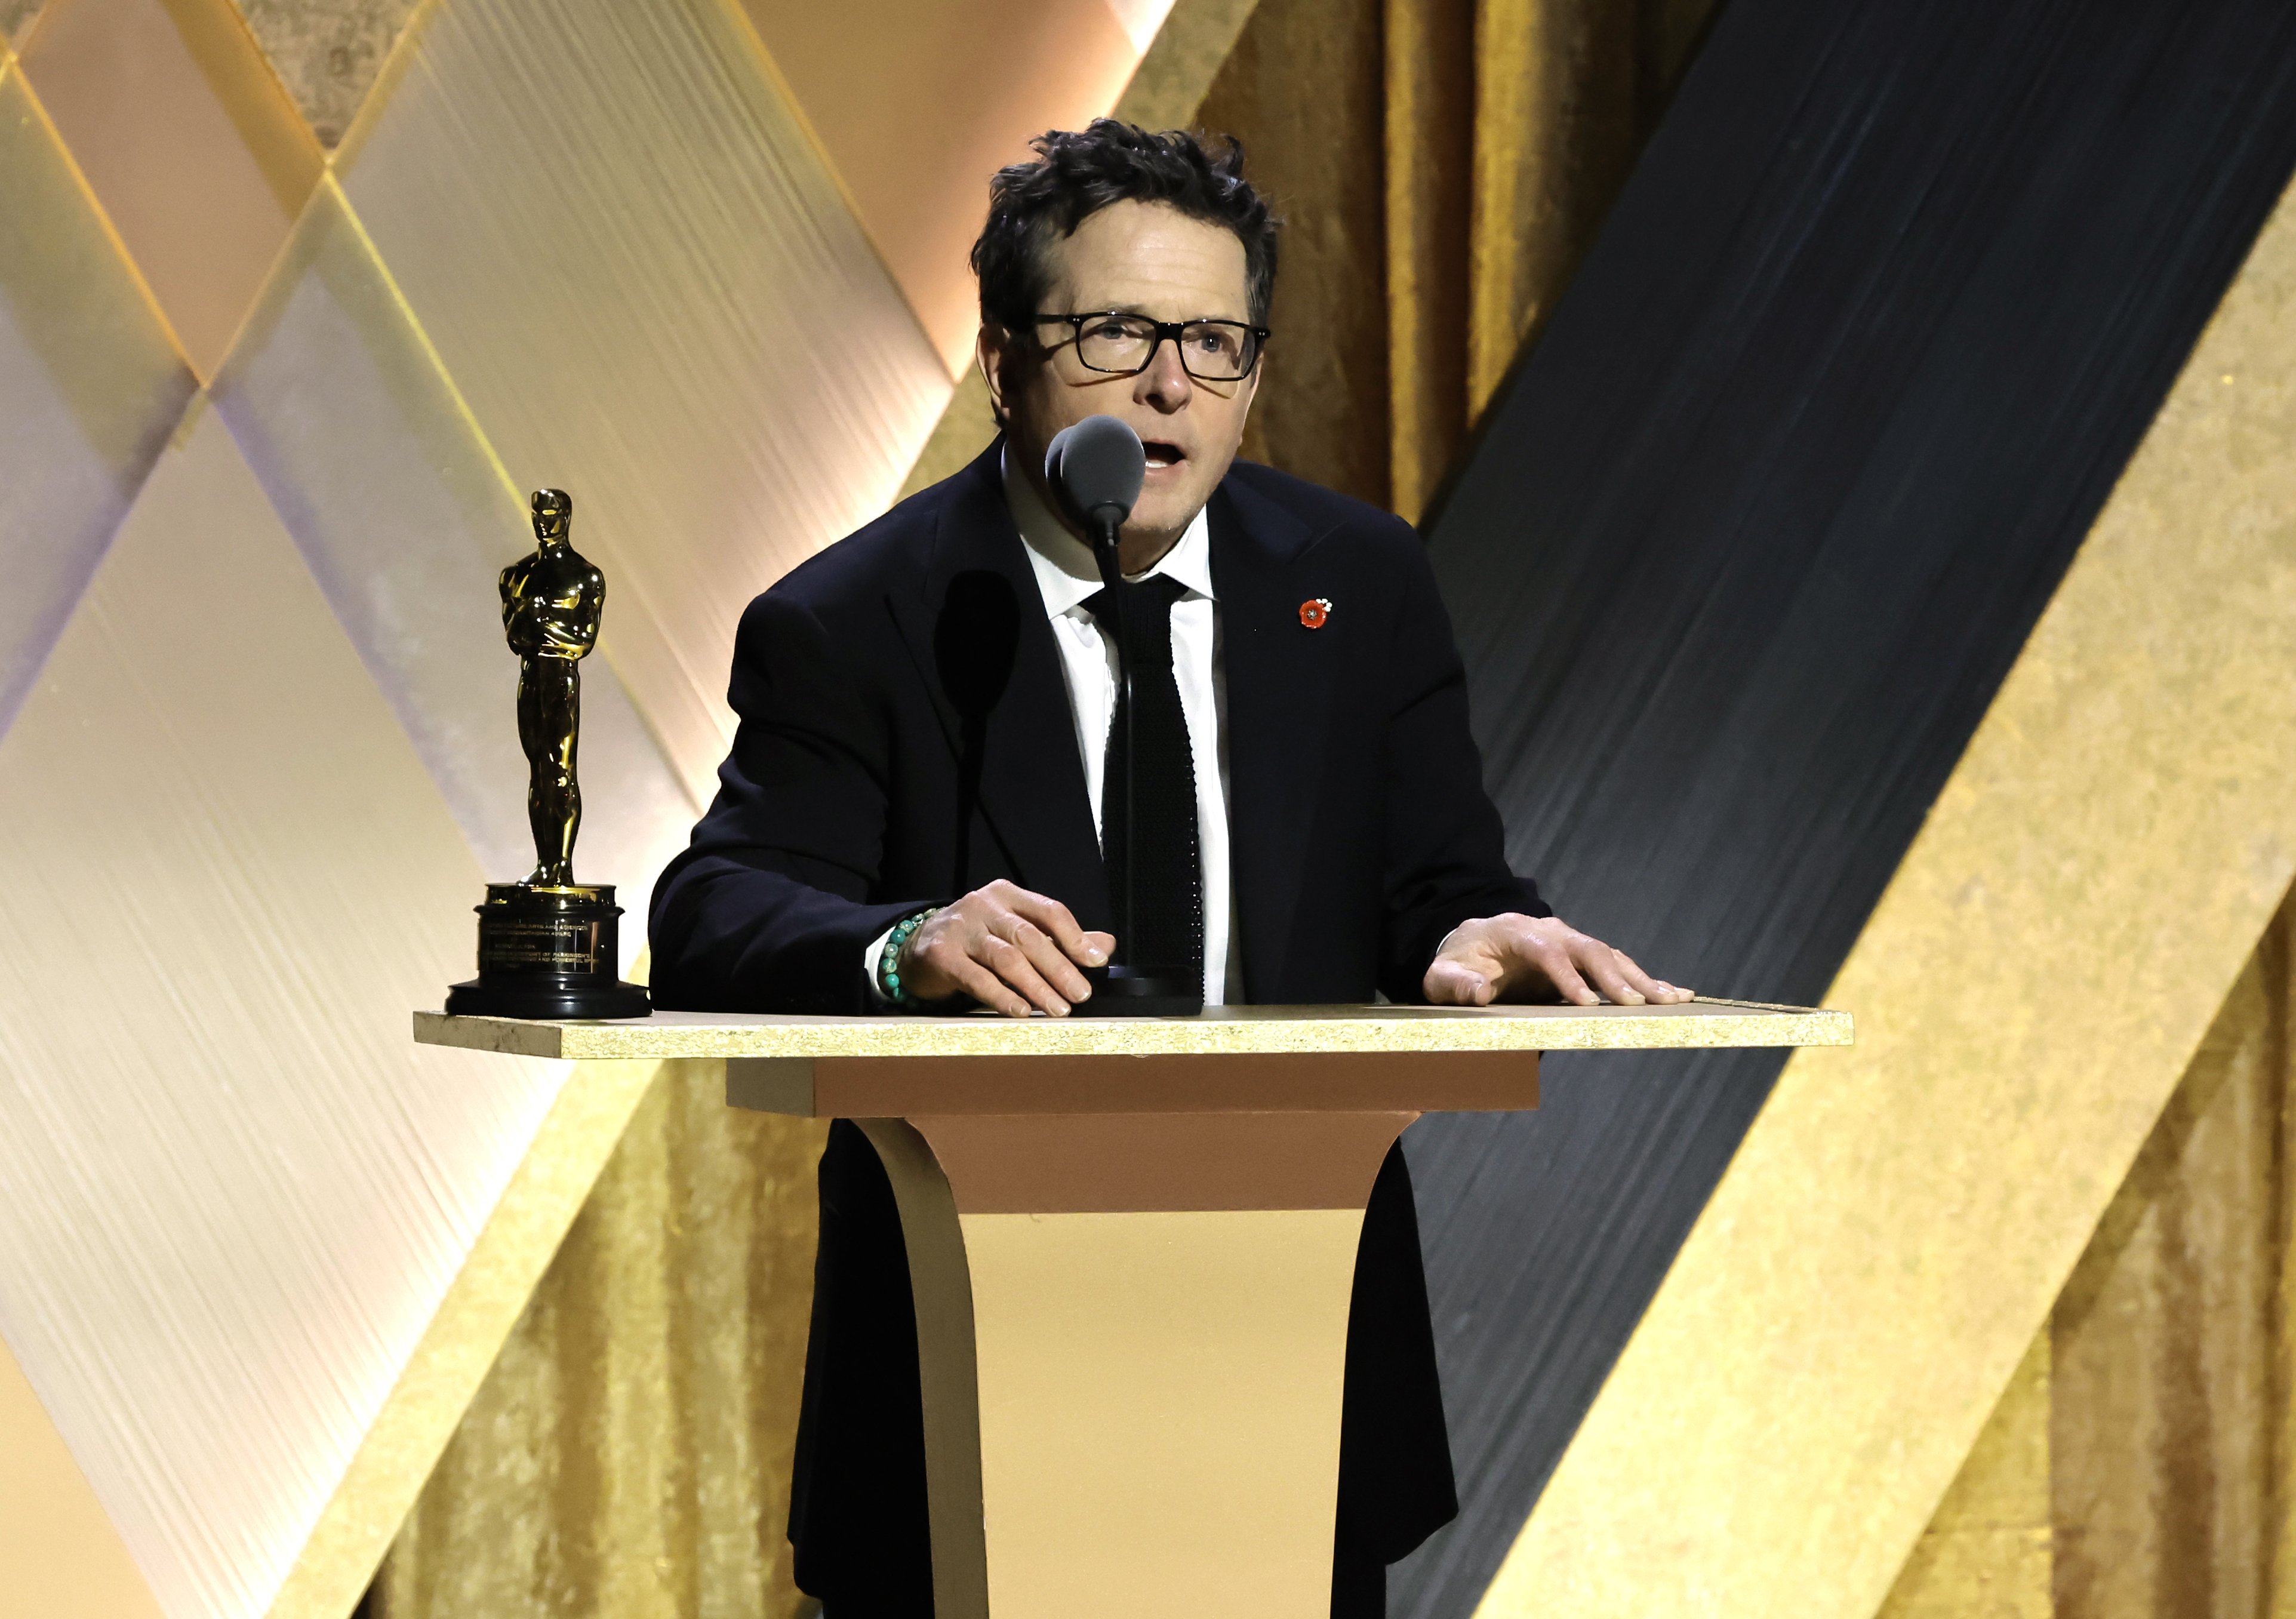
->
[1046,415,1146,556]
[1043,415,1202,1017]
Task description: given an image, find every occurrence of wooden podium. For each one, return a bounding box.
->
[418,1000,1849,1619]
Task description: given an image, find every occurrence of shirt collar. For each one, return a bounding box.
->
[1003,445,1215,620]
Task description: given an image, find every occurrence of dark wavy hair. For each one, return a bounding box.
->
[970,120,1281,337]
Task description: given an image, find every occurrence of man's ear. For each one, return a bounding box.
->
[977,324,1014,428]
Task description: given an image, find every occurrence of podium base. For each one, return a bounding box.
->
[1073,964,1203,1017]
[443,882,650,1020]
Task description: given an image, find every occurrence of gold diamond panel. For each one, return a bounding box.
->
[0,401,563,1619]
[20,0,319,378]
[0,57,194,735]
[0,3,1177,1616]
[210,176,695,929]
[741,0,1141,371]
[337,0,951,801]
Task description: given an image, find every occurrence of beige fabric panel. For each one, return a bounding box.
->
[0,56,195,732]
[334,0,951,805]
[0,4,1233,1618]
[739,0,1140,374]
[0,1334,164,1619]
[208,176,696,936]
[0,401,559,1619]
[266,1059,663,1619]
[1477,173,2296,1617]
[19,0,320,378]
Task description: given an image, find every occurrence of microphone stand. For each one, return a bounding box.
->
[1088,508,1137,961]
[1076,507,1203,1017]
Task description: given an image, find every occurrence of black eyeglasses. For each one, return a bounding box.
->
[1033,311,1270,382]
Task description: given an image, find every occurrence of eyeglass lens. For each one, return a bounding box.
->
[1073,315,1258,380]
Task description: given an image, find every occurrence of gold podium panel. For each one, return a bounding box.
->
[419,1001,1848,1618]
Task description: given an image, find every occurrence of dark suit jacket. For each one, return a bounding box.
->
[648,442,1547,1612]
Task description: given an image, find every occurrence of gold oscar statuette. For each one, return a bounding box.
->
[444,488,650,1019]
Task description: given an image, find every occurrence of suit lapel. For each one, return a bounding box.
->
[887,442,1111,929]
[1212,476,1338,1000]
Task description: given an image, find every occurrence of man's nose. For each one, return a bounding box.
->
[1134,338,1193,411]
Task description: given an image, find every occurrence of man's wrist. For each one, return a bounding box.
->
[874,907,941,1009]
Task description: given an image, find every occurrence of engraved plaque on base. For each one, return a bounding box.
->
[445,884,650,1019]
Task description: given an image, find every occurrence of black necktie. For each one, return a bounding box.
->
[1082,574,1203,982]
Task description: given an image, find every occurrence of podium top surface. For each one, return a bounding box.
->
[414,997,1849,1063]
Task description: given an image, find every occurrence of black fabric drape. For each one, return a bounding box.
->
[1394,0,2296,1612]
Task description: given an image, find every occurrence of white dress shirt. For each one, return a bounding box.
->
[867,453,1241,1007]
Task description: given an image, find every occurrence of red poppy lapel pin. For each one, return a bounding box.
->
[1299,598,1332,630]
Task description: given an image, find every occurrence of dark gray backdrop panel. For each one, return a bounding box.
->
[1390,1,2296,1614]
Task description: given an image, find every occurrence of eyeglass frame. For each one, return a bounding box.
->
[1030,310,1272,382]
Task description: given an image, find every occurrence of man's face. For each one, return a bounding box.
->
[984,199,1261,563]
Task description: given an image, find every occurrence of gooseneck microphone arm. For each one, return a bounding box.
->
[1085,506,1135,958]
[1047,414,1199,1014]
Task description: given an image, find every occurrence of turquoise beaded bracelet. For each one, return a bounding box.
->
[877,907,940,1008]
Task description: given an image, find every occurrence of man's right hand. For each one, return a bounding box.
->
[898,879,1114,1017]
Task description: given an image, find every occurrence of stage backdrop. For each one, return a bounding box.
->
[9,1,2296,1618]
[0,1,1187,1615]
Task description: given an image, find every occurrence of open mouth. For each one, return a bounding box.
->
[1143,440,1186,471]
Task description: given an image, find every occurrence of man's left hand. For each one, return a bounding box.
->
[1423,913,1692,1007]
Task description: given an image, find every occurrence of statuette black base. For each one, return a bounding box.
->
[1072,964,1204,1018]
[445,882,651,1020]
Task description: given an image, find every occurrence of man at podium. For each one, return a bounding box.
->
[650,120,1688,1617]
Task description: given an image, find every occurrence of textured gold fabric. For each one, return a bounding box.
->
[2049,899,2296,1619]
[380,1069,827,1619]
[1113,0,1262,133]
[1196,0,1715,517]
[1877,1330,2053,1619]
[226,0,420,147]
[900,0,1715,518]
[1198,0,1394,508]
[1383,0,1475,522]
[1460,0,1710,418]
[1875,894,2296,1617]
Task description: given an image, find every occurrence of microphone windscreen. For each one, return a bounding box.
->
[1046,415,1146,525]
